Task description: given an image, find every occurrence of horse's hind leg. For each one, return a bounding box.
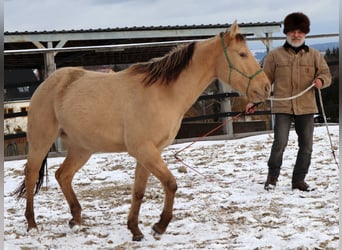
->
[55,146,91,229]
[24,151,49,231]
[21,118,58,231]
[127,162,150,241]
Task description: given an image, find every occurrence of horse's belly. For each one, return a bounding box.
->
[60,121,127,153]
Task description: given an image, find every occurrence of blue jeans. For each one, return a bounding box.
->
[267,113,314,183]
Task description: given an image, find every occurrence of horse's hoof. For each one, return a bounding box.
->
[69,220,81,233]
[27,222,38,232]
[27,226,39,234]
[71,225,81,233]
[151,226,162,240]
[132,234,144,241]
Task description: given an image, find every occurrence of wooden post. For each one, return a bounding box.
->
[44,52,56,79]
[218,80,233,136]
[43,42,63,152]
[44,42,56,78]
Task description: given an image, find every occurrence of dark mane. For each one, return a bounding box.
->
[129,42,196,86]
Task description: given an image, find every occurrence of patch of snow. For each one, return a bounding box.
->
[4,126,339,249]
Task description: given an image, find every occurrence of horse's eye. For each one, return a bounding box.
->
[239,52,248,58]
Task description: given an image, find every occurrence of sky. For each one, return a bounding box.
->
[4,0,339,36]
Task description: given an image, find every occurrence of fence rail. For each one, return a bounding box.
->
[4,32,338,156]
[182,110,270,122]
[4,111,28,119]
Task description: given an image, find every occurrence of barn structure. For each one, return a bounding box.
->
[5,22,281,71]
[4,22,282,155]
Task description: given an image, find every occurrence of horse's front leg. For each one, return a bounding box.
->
[127,163,150,241]
[132,144,178,239]
[151,170,177,238]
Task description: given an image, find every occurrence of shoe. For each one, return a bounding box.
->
[292,181,314,192]
[264,175,278,191]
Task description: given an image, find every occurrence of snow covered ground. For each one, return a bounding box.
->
[4,125,339,249]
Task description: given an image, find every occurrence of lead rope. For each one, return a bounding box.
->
[268,83,339,168]
[174,82,339,179]
[173,102,261,181]
[267,83,315,101]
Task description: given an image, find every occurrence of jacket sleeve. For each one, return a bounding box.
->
[314,50,332,89]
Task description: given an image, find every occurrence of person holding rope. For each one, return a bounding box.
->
[246,12,331,192]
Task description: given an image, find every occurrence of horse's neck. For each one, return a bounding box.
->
[172,38,221,112]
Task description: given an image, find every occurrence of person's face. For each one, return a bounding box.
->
[286,29,306,47]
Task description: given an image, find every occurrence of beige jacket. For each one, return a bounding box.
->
[263,44,331,115]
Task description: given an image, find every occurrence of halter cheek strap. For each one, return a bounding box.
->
[220,33,263,98]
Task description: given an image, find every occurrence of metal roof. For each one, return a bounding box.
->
[4,22,282,69]
[5,22,281,35]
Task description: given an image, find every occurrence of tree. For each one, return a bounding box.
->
[317,47,339,123]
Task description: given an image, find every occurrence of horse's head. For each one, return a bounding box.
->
[217,21,270,103]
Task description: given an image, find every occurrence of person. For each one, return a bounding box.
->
[246,12,331,192]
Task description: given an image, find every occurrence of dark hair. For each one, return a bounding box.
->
[129,42,196,86]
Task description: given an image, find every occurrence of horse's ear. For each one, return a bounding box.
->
[226,20,240,39]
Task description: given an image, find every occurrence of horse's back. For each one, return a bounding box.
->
[29,66,180,153]
[32,67,123,109]
[31,67,87,103]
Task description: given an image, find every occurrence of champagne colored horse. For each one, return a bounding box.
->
[15,21,270,241]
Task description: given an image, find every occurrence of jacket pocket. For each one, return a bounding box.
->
[299,63,315,83]
[275,62,291,80]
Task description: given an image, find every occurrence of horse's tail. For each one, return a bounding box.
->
[14,154,48,199]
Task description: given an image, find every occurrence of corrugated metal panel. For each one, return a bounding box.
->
[4,22,282,34]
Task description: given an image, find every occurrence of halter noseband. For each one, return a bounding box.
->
[220,33,263,98]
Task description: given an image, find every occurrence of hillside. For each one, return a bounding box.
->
[253,41,339,62]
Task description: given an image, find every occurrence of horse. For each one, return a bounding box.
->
[14,21,270,241]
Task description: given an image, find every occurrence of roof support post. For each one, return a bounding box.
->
[43,52,56,78]
[218,80,233,136]
[43,42,56,79]
[43,42,63,152]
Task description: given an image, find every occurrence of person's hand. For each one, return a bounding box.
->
[245,103,256,114]
[314,78,323,89]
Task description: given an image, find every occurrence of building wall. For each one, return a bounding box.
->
[4,101,30,134]
[4,101,30,156]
